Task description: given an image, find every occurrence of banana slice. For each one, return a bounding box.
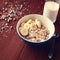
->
[29,38,36,42]
[26,19,32,24]
[29,22,37,31]
[35,19,41,28]
[24,19,32,30]
[19,26,28,36]
[24,23,30,30]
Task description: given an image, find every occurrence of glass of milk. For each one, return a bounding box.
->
[43,0,59,23]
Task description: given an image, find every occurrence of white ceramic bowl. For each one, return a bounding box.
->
[16,14,55,46]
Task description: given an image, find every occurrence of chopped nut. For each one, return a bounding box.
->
[7,17,12,22]
[5,18,7,21]
[2,8,5,10]
[20,4,23,9]
[5,23,8,26]
[1,27,4,30]
[1,15,6,19]
[10,26,13,29]
[13,18,16,21]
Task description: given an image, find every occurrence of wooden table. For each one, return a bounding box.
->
[0,0,60,60]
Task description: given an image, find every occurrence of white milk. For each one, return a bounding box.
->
[43,1,59,23]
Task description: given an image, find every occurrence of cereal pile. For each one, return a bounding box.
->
[19,19,50,42]
[0,1,31,37]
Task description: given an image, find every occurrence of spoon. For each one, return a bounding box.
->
[48,34,59,59]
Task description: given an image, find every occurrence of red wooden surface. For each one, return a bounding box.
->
[0,0,60,60]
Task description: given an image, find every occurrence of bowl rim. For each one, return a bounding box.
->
[16,14,55,43]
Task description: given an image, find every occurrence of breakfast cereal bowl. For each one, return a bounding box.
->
[16,14,55,46]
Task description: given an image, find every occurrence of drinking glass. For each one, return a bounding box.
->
[43,0,59,23]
